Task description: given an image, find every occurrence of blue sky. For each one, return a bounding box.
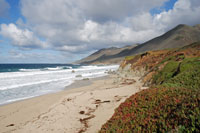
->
[0,0,199,63]
[150,0,177,15]
[1,0,21,24]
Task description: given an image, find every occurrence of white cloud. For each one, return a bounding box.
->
[17,0,169,52]
[154,0,200,30]
[21,0,167,24]
[76,0,167,22]
[79,20,162,45]
[0,23,48,48]
[128,13,155,31]
[56,45,88,53]
[21,0,82,27]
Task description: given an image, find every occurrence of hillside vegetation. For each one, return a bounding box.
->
[100,42,200,132]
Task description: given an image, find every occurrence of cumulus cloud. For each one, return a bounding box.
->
[0,0,10,17]
[78,20,162,46]
[75,0,167,22]
[1,0,200,59]
[154,0,200,30]
[17,0,169,52]
[0,23,48,49]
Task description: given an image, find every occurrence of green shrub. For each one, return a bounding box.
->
[160,57,200,89]
[163,68,200,89]
[153,57,200,87]
[153,61,180,85]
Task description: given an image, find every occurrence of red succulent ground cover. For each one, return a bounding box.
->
[99,42,200,132]
[100,87,200,132]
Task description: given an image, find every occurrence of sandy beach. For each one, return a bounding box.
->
[0,74,145,133]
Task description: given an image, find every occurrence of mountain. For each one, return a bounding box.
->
[76,24,200,64]
[75,45,137,65]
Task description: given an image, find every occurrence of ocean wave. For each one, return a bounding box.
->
[0,65,118,79]
[19,66,72,72]
[44,66,71,71]
[0,77,73,91]
[0,65,119,105]
[0,69,73,79]
[19,69,40,72]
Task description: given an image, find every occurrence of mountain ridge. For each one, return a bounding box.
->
[76,24,200,64]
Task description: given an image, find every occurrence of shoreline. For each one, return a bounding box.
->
[64,75,109,90]
[0,74,146,133]
[0,75,109,107]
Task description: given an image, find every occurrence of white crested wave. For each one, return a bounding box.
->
[0,77,73,91]
[19,69,40,72]
[44,66,70,71]
[19,66,71,72]
[0,65,119,105]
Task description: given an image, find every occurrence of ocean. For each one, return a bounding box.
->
[0,64,118,105]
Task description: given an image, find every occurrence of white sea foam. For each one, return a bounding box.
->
[19,69,40,72]
[44,66,69,71]
[0,65,119,105]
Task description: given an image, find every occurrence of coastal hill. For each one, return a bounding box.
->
[75,45,137,65]
[76,24,200,65]
[100,41,200,132]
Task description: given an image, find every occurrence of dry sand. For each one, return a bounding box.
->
[0,75,146,133]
